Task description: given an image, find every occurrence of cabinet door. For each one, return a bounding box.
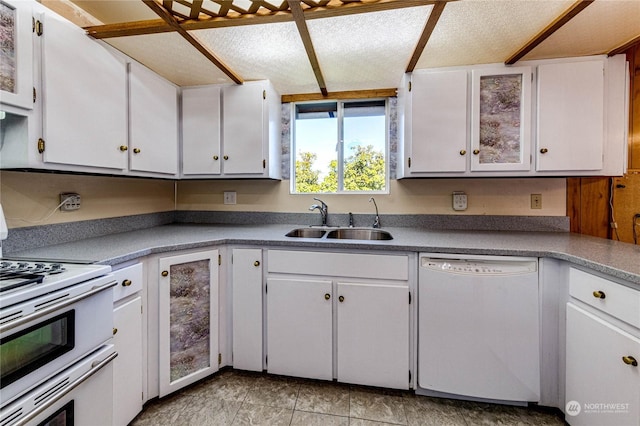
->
[337,282,409,389]
[408,70,468,173]
[222,82,266,175]
[266,278,333,380]
[232,248,263,371]
[113,296,143,426]
[41,11,127,170]
[470,66,532,172]
[158,250,219,397]
[537,60,604,172]
[182,86,221,175]
[566,303,640,425]
[130,62,178,175]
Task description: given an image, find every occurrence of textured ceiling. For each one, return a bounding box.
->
[63,0,640,95]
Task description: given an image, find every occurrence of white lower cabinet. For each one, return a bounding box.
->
[158,250,219,397]
[266,250,411,389]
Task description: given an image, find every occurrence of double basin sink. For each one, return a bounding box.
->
[285,227,393,241]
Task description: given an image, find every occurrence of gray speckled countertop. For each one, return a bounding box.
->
[7,223,640,286]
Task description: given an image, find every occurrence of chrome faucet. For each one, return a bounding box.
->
[369,197,381,228]
[309,197,328,226]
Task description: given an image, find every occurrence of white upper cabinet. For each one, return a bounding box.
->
[403,70,468,174]
[181,85,222,176]
[129,62,179,176]
[537,60,604,172]
[222,80,281,179]
[40,8,128,171]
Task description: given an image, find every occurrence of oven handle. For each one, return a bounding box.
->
[13,351,118,426]
[0,280,117,334]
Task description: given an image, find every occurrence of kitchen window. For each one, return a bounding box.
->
[291,99,388,194]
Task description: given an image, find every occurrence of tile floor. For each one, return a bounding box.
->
[131,369,567,426]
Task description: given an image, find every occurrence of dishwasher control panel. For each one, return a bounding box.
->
[420,257,537,276]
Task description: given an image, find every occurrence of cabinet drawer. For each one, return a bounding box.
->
[569,267,640,328]
[112,263,143,302]
[267,250,408,281]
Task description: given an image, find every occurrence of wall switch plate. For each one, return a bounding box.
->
[531,194,542,209]
[60,193,81,211]
[223,191,237,205]
[452,191,467,211]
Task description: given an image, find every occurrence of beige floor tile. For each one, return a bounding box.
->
[178,397,242,426]
[295,382,351,417]
[403,396,467,426]
[291,410,349,425]
[349,419,401,426]
[232,403,293,425]
[183,371,255,402]
[350,391,407,425]
[131,393,192,425]
[243,375,301,409]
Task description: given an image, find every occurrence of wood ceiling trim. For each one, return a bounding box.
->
[504,0,594,65]
[608,34,640,57]
[142,0,244,84]
[189,0,203,19]
[282,88,397,103]
[85,0,448,39]
[288,0,328,97]
[405,1,446,73]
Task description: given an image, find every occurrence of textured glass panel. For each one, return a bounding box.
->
[169,259,210,382]
[479,74,522,164]
[0,2,17,93]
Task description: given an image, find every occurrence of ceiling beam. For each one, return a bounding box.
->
[86,0,452,39]
[141,0,244,84]
[281,88,397,103]
[608,34,640,57]
[288,0,328,96]
[189,0,203,19]
[405,1,446,72]
[504,0,594,65]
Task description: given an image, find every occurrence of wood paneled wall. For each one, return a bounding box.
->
[628,43,640,170]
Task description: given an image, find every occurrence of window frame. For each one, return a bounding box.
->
[290,98,390,195]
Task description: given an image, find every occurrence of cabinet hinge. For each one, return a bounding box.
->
[263,89,266,100]
[263,159,266,169]
[218,353,222,365]
[408,157,411,168]
[409,292,412,304]
[408,81,412,92]
[218,254,222,265]
[409,370,412,383]
[37,138,45,153]
[33,87,36,103]
[34,19,43,36]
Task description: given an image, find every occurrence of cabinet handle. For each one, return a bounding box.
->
[324,293,331,300]
[133,148,141,154]
[223,155,229,160]
[213,155,219,160]
[540,148,548,154]
[592,290,606,299]
[254,261,260,267]
[161,270,168,277]
[473,149,480,155]
[121,279,132,287]
[338,295,344,303]
[113,328,118,335]
[459,150,466,156]
[119,145,128,152]
[622,356,638,366]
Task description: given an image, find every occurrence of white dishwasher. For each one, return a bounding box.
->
[418,253,540,404]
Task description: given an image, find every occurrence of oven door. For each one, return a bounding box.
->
[0,275,116,405]
[0,344,116,426]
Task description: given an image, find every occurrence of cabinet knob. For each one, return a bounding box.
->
[459,150,466,156]
[213,155,219,160]
[473,149,480,155]
[592,290,606,299]
[338,295,344,303]
[161,270,168,277]
[540,148,548,154]
[254,261,260,267]
[121,279,132,287]
[119,145,128,152]
[223,155,229,160]
[113,327,118,335]
[324,293,331,300]
[133,148,141,154]
[622,356,638,367]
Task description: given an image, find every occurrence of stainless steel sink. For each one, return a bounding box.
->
[285,228,327,238]
[326,228,393,240]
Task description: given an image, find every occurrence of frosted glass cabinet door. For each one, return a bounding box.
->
[158,250,219,397]
[470,67,532,172]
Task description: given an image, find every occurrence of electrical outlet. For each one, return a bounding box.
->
[223,191,237,205]
[60,193,81,211]
[452,191,467,211]
[531,194,542,209]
